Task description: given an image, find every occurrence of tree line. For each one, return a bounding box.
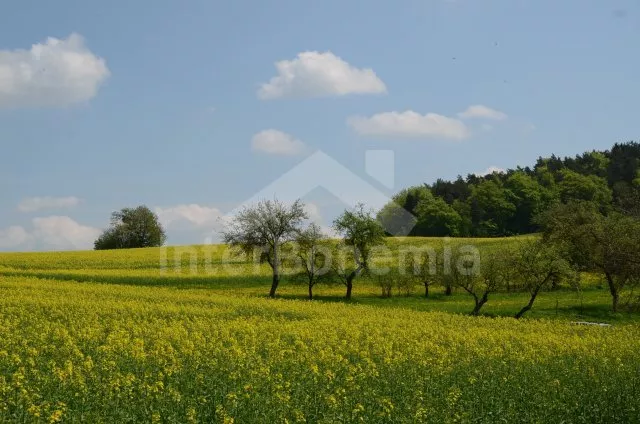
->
[378,141,640,237]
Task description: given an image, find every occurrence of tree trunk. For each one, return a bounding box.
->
[269,240,280,298]
[424,282,429,298]
[445,284,452,296]
[515,287,542,319]
[551,275,559,291]
[345,266,361,300]
[308,283,313,300]
[605,272,619,313]
[471,292,488,316]
[269,273,280,298]
[346,278,353,300]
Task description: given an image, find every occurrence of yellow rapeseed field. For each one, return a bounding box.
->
[1,240,639,423]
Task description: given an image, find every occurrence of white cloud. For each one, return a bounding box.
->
[458,105,507,120]
[301,202,340,238]
[155,204,223,228]
[477,166,506,176]
[348,111,469,140]
[0,33,109,108]
[258,51,386,99]
[155,204,225,245]
[251,129,306,155]
[18,196,81,212]
[0,226,31,249]
[0,216,100,251]
[32,216,100,250]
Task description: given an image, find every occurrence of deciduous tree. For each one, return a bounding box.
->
[222,199,308,298]
[333,204,385,300]
[94,205,166,250]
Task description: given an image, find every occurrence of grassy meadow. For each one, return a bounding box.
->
[1,237,640,422]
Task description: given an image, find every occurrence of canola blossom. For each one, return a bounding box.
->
[1,241,639,423]
[1,274,640,423]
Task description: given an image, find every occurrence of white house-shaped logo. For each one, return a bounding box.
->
[214,150,417,237]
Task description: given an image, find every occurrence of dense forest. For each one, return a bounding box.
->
[379,141,640,237]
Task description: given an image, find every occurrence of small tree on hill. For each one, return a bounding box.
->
[404,251,436,297]
[332,204,386,300]
[539,202,640,312]
[512,239,575,319]
[94,205,166,250]
[222,199,308,298]
[295,223,330,300]
[451,247,510,315]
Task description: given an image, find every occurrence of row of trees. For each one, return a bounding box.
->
[222,197,640,315]
[379,142,640,237]
[221,201,385,301]
[91,198,639,315]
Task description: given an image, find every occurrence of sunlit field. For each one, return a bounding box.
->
[1,237,639,422]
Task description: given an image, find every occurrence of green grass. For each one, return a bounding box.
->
[0,236,633,324]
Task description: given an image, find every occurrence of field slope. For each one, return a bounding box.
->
[1,241,639,423]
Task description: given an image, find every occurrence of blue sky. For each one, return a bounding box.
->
[1,0,639,250]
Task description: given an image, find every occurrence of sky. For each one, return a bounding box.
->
[1,0,639,251]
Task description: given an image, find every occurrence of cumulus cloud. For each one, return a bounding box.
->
[155,204,223,228]
[348,111,469,140]
[18,196,81,212]
[0,216,100,251]
[477,166,506,176]
[301,202,340,238]
[458,105,507,120]
[0,226,31,249]
[0,33,110,108]
[155,204,226,245]
[251,129,306,155]
[31,216,100,250]
[258,51,386,99]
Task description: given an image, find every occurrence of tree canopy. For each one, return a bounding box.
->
[94,206,166,250]
[380,141,640,237]
[333,203,386,300]
[221,199,308,298]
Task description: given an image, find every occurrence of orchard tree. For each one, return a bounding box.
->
[222,199,308,298]
[539,202,640,312]
[450,247,510,315]
[94,205,166,250]
[295,223,330,300]
[512,239,575,319]
[333,204,386,300]
[403,250,436,297]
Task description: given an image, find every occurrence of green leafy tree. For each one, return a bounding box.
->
[222,199,308,298]
[539,202,640,312]
[333,204,386,300]
[468,179,517,236]
[404,250,436,297]
[414,192,464,236]
[449,247,510,316]
[294,223,330,300]
[505,171,552,233]
[94,206,166,250]
[511,240,575,318]
[557,169,612,208]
